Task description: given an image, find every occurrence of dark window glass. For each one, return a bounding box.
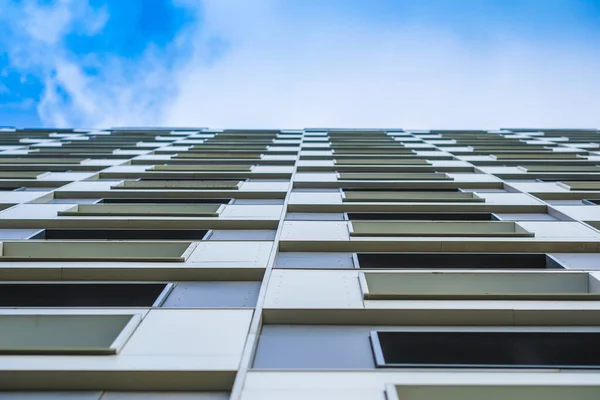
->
[347,213,494,221]
[101,198,232,204]
[0,283,169,307]
[343,188,459,192]
[40,229,209,240]
[138,177,240,182]
[372,331,600,369]
[356,253,561,269]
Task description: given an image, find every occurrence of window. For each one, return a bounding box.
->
[112,180,242,190]
[344,188,460,192]
[137,177,241,182]
[38,229,209,241]
[338,172,451,181]
[58,204,222,217]
[333,149,413,154]
[537,177,600,182]
[0,241,195,262]
[346,212,495,221]
[335,159,429,165]
[559,181,600,190]
[386,384,600,400]
[207,230,276,240]
[150,164,253,172]
[494,153,579,159]
[349,221,533,237]
[371,329,600,369]
[342,191,482,203]
[0,283,172,307]
[100,197,233,204]
[0,314,141,355]
[520,165,600,172]
[175,152,262,159]
[355,253,563,269]
[359,271,595,300]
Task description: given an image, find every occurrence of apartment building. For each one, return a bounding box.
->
[0,127,599,399]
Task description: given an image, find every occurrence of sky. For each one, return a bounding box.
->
[1,0,600,130]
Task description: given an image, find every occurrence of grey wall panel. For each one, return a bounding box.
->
[550,254,600,270]
[163,282,261,308]
[49,199,102,204]
[545,200,588,206]
[232,199,284,205]
[0,393,101,400]
[292,188,340,192]
[275,252,355,269]
[208,230,276,240]
[286,213,345,221]
[494,213,556,221]
[101,392,229,400]
[460,189,506,193]
[0,229,44,239]
[253,325,375,369]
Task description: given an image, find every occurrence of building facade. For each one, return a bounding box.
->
[0,127,599,399]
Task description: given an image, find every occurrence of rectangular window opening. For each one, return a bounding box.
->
[346,212,495,221]
[39,229,210,241]
[100,197,233,204]
[371,330,600,369]
[0,283,171,307]
[137,177,242,182]
[355,253,562,269]
[112,180,242,190]
[342,190,482,203]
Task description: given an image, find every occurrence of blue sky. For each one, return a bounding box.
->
[1,0,600,129]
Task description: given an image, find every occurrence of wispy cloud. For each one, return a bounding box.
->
[2,0,186,127]
[2,0,600,129]
[21,0,108,45]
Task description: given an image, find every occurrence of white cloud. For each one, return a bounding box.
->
[5,0,600,129]
[22,0,73,45]
[37,53,176,128]
[20,0,107,45]
[162,1,600,129]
